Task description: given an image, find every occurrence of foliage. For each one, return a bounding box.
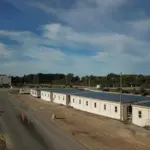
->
[11,73,150,89]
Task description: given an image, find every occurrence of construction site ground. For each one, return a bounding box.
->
[14,93,150,150]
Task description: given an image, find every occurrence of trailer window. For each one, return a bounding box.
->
[138,111,142,118]
[86,101,88,106]
[79,100,81,104]
[104,104,106,110]
[94,103,97,108]
[73,99,74,103]
[115,106,118,112]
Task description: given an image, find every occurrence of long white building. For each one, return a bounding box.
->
[69,92,135,120]
[41,88,86,104]
[31,88,150,122]
[0,75,11,86]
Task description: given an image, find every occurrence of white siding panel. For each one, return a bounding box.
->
[30,89,40,97]
[132,106,150,127]
[41,91,51,101]
[53,93,67,105]
[83,98,92,113]
[70,96,84,111]
[100,102,111,117]
[91,100,101,115]
[110,104,120,119]
[70,95,121,120]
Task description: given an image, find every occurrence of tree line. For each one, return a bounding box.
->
[11,73,150,88]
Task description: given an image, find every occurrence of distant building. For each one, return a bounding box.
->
[96,85,101,89]
[0,75,11,86]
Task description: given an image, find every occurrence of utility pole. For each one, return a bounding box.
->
[88,76,91,88]
[37,74,39,85]
[65,75,68,86]
[120,72,123,120]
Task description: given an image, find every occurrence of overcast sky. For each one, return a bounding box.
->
[0,0,150,76]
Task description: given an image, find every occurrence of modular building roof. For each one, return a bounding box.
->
[133,101,150,107]
[41,88,87,94]
[71,91,150,104]
[41,88,150,104]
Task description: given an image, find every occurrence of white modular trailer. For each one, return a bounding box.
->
[19,88,30,94]
[132,102,150,127]
[30,88,41,98]
[69,92,150,121]
[53,92,68,105]
[41,88,87,105]
[41,90,51,101]
[70,95,126,120]
[30,89,33,95]
[30,88,35,96]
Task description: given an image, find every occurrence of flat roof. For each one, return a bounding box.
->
[41,88,87,94]
[71,92,150,103]
[41,88,150,104]
[133,101,150,107]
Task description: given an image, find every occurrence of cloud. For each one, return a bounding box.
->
[0,43,12,57]
[28,0,127,14]
[1,0,150,76]
[0,21,150,76]
[26,0,129,33]
[27,2,56,14]
[41,23,148,56]
[129,19,150,32]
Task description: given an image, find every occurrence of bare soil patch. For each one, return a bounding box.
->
[14,94,150,150]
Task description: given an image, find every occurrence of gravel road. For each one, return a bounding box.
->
[0,89,87,150]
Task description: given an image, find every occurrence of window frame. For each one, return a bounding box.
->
[104,104,106,110]
[115,106,118,113]
[79,100,81,104]
[94,102,97,108]
[138,111,142,118]
[86,101,88,106]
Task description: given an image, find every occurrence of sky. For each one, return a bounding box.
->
[0,0,150,76]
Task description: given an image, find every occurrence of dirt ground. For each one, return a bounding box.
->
[14,94,150,150]
[0,128,7,150]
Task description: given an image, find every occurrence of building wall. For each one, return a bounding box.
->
[30,89,33,95]
[30,89,40,97]
[41,91,51,101]
[53,93,67,105]
[132,106,150,127]
[0,75,11,85]
[70,95,121,120]
[19,88,30,94]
